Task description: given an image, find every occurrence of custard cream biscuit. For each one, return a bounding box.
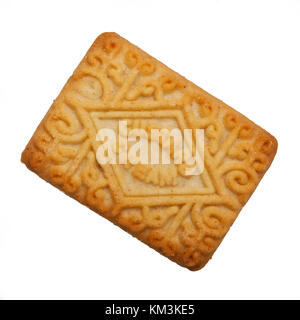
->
[21,33,277,270]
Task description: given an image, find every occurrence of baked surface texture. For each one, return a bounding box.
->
[21,33,277,270]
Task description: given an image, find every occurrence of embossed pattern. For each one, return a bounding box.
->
[21,33,277,270]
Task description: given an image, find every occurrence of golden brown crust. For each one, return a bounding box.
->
[21,32,277,270]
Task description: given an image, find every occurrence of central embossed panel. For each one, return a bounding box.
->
[91,110,215,197]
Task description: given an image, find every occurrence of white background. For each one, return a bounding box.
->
[0,0,299,300]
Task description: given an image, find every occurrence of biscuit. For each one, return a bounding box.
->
[21,33,277,270]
